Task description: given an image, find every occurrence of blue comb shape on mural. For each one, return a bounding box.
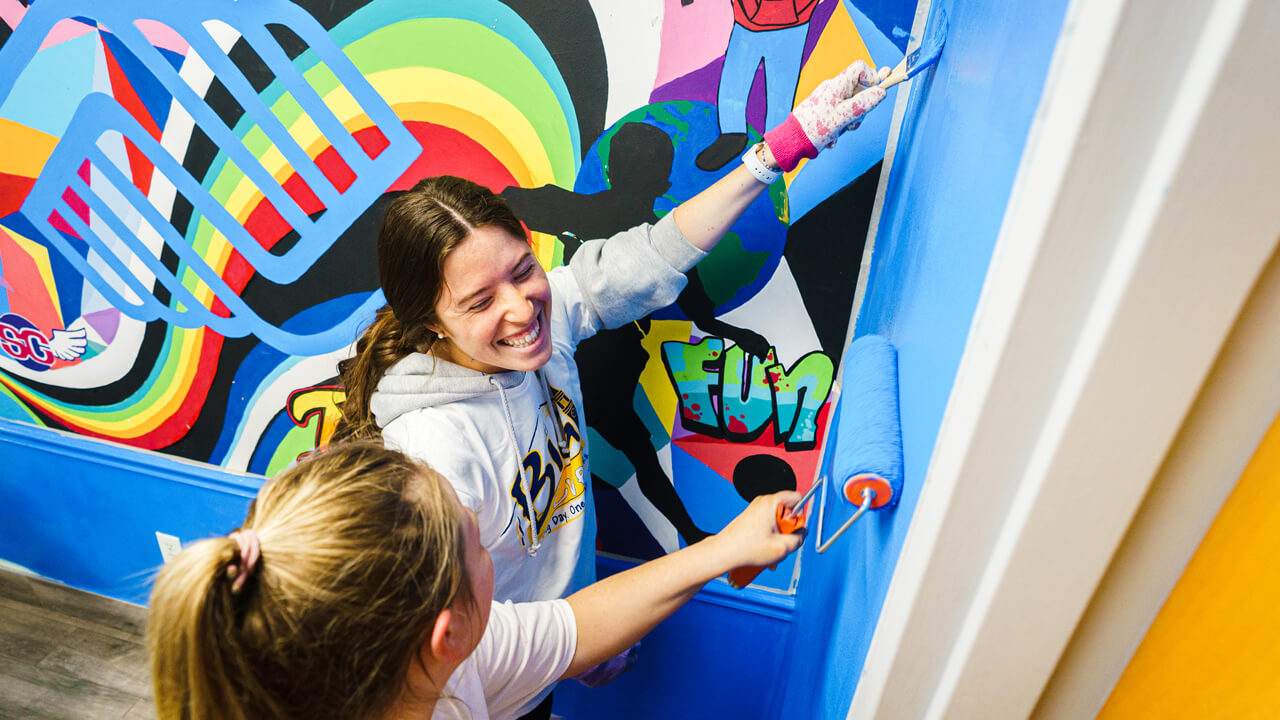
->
[0,0,419,355]
[19,96,386,354]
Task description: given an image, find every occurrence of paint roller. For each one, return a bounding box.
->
[724,9,943,589]
[728,334,902,588]
[823,334,903,535]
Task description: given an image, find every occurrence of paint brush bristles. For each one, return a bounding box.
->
[879,7,949,90]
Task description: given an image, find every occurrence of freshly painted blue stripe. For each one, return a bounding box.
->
[782,1,1074,717]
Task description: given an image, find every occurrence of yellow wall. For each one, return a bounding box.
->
[1099,411,1280,717]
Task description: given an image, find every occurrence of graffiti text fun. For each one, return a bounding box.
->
[661,338,834,451]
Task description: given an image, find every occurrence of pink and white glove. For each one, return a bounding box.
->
[763,60,890,172]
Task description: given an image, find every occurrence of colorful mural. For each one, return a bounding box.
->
[0,0,915,589]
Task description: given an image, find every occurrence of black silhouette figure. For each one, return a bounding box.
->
[502,122,771,545]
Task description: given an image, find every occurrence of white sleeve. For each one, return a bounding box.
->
[472,599,578,720]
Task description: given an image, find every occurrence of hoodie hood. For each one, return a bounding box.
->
[370,352,525,429]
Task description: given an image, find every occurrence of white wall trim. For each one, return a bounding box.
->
[1032,236,1280,720]
[848,0,1280,717]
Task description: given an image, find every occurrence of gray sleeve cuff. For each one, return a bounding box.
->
[565,214,707,330]
[649,212,708,273]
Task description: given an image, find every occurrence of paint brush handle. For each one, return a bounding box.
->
[878,59,911,90]
[727,504,808,589]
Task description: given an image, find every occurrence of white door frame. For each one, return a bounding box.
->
[848,0,1280,717]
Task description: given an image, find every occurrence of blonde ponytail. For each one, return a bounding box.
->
[148,443,472,720]
[148,536,285,720]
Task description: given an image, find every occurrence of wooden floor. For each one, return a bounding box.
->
[0,570,153,719]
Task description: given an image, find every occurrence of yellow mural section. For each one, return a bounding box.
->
[1100,411,1280,718]
[0,117,57,177]
[787,2,876,184]
[640,319,694,438]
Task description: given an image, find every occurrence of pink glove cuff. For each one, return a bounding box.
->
[763,114,818,173]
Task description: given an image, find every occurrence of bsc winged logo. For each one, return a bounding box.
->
[0,313,89,371]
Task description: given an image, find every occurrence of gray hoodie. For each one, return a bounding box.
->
[372,213,705,607]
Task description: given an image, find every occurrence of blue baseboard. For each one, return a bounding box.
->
[0,420,260,604]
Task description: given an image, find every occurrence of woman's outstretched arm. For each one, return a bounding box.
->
[672,59,889,253]
[671,145,777,252]
[562,491,803,678]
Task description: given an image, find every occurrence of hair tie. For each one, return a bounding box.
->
[227,529,261,594]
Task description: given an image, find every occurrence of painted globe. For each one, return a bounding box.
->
[573,101,789,319]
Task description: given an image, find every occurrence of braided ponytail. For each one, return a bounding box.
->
[333,307,435,441]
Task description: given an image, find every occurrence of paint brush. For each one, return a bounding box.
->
[879,8,949,89]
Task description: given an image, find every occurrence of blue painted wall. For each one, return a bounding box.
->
[779,0,1071,716]
[555,557,797,718]
[0,421,257,604]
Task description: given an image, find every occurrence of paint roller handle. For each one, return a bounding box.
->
[727,504,809,589]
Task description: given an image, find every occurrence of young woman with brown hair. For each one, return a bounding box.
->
[331,61,888,715]
[148,442,803,720]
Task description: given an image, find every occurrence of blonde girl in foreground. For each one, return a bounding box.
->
[147,442,802,720]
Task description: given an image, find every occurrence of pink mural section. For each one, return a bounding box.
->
[653,0,735,88]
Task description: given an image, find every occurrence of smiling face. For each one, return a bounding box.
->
[431,225,553,374]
